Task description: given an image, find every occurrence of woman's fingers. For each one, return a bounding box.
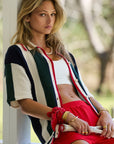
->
[105,124,111,138]
[111,124,114,138]
[102,122,114,138]
[101,123,107,136]
[70,118,90,135]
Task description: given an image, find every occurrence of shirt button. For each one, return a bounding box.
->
[57,97,59,100]
[75,78,78,82]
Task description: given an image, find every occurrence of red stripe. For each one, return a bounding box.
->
[20,43,27,51]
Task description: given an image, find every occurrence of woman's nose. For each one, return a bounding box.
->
[47,15,52,24]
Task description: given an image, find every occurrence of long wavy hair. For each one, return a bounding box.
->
[11,0,72,61]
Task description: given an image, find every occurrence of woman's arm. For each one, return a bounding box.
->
[89,97,108,112]
[18,99,52,120]
[18,99,67,131]
[90,97,114,138]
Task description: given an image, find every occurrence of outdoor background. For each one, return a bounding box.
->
[0,0,114,143]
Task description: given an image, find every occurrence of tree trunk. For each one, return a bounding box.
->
[78,0,114,93]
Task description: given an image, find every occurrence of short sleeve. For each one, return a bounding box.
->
[4,45,33,108]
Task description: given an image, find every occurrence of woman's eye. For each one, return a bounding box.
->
[51,13,56,16]
[40,13,46,16]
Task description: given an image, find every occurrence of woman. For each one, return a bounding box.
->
[4,0,114,144]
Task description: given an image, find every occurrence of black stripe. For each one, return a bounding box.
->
[69,53,79,75]
[29,116,45,143]
[5,64,15,105]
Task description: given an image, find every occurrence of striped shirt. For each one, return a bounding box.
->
[4,44,97,144]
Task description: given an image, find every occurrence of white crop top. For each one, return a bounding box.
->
[53,58,72,85]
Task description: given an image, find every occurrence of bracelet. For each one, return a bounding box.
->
[62,111,70,122]
[68,116,78,124]
[99,108,109,115]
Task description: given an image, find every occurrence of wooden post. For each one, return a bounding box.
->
[3,0,31,144]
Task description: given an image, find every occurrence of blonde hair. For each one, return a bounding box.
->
[11,0,72,61]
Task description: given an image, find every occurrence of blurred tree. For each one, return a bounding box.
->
[62,0,114,93]
[78,0,114,93]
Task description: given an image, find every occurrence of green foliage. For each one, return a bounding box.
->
[62,19,89,43]
[102,0,114,26]
[94,91,114,114]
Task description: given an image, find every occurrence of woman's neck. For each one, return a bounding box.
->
[31,34,46,48]
[31,35,53,55]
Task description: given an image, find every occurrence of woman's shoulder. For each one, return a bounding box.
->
[5,44,27,65]
[6,44,27,54]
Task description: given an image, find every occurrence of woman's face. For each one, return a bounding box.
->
[27,0,56,37]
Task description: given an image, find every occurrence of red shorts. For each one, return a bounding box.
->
[53,101,114,144]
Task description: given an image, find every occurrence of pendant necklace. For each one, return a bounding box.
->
[46,47,53,55]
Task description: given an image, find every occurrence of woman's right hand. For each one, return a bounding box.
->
[66,113,91,135]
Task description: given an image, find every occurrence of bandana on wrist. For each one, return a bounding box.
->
[47,107,66,131]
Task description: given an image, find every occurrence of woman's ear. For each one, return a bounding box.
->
[25,16,30,22]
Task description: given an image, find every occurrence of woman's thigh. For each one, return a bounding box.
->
[72,140,89,144]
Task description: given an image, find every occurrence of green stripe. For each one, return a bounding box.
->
[31,50,57,108]
[5,64,15,105]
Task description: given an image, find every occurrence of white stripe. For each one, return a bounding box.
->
[11,63,32,101]
[39,119,51,141]
[16,44,50,140]
[45,132,54,144]
[17,44,47,105]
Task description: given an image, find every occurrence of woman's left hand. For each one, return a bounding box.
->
[96,111,114,138]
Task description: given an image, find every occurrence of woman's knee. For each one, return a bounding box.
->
[72,140,89,144]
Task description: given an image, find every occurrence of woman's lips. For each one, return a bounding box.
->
[45,25,52,29]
